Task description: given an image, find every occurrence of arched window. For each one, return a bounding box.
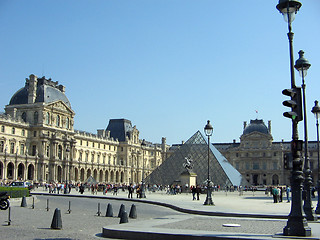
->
[34,111,38,124]
[12,127,15,134]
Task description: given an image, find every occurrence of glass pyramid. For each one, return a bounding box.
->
[146,130,247,187]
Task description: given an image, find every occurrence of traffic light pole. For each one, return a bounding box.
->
[283,20,311,237]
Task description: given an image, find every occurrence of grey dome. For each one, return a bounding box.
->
[9,76,71,108]
[243,119,269,135]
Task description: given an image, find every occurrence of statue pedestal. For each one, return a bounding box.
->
[179,170,197,189]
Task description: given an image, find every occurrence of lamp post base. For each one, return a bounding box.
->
[204,187,214,206]
[283,218,311,237]
[203,196,214,205]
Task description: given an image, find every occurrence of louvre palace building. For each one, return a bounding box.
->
[1,74,319,187]
[214,119,319,186]
[0,74,169,185]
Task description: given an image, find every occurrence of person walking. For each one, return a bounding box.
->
[128,184,133,199]
[191,186,196,200]
[286,185,291,202]
[196,185,201,201]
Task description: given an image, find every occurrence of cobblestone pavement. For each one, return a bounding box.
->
[1,189,319,240]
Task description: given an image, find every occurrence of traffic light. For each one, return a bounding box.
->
[282,87,303,122]
[284,152,293,170]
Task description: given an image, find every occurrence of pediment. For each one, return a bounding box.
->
[241,131,272,141]
[46,101,75,115]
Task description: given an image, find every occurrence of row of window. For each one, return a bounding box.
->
[20,111,71,129]
[236,161,317,171]
[1,126,26,136]
[0,140,26,155]
[79,139,117,151]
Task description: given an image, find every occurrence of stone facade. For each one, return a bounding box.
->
[0,74,169,184]
[214,119,319,186]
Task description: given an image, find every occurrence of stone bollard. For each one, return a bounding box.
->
[119,211,128,224]
[20,196,27,207]
[118,204,125,218]
[129,204,137,219]
[51,208,62,230]
[105,203,113,217]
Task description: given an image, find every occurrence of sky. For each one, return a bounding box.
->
[0,1,320,145]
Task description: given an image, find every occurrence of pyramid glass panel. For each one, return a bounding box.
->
[146,131,247,187]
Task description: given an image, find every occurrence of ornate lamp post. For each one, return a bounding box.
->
[140,139,146,198]
[295,50,316,221]
[276,0,311,236]
[311,100,320,214]
[204,120,214,205]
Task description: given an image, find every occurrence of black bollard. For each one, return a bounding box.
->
[118,204,125,218]
[20,196,27,207]
[97,203,101,216]
[46,199,49,211]
[119,211,128,224]
[51,208,62,230]
[129,204,137,219]
[105,203,113,217]
[32,197,34,209]
[7,207,11,226]
[67,201,71,214]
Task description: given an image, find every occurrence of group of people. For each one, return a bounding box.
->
[269,185,291,203]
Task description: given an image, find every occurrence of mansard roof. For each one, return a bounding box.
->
[106,119,133,142]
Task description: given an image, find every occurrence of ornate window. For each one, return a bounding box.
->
[10,142,15,154]
[46,112,50,124]
[21,129,25,136]
[32,145,37,156]
[58,145,62,159]
[34,111,38,124]
[46,145,50,157]
[56,115,60,127]
[1,126,5,132]
[66,117,69,129]
[253,161,260,170]
[0,141,4,152]
[20,144,25,155]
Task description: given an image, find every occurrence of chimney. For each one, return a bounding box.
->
[162,137,166,152]
[28,74,38,104]
[268,120,271,134]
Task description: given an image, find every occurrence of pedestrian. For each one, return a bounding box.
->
[286,185,291,202]
[272,186,278,203]
[79,184,85,194]
[196,185,201,201]
[128,184,133,199]
[191,186,196,200]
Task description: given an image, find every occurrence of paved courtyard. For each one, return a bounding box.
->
[0,188,319,239]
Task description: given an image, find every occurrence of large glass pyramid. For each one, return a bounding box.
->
[146,130,247,187]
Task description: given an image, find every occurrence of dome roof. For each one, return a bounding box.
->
[243,119,269,135]
[9,75,71,108]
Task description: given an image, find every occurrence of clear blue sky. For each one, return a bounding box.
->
[0,1,319,145]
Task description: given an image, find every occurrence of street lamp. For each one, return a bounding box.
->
[140,139,146,198]
[276,0,311,236]
[311,100,320,214]
[295,50,316,221]
[204,120,214,205]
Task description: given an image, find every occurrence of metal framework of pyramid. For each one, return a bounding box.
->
[146,131,247,187]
